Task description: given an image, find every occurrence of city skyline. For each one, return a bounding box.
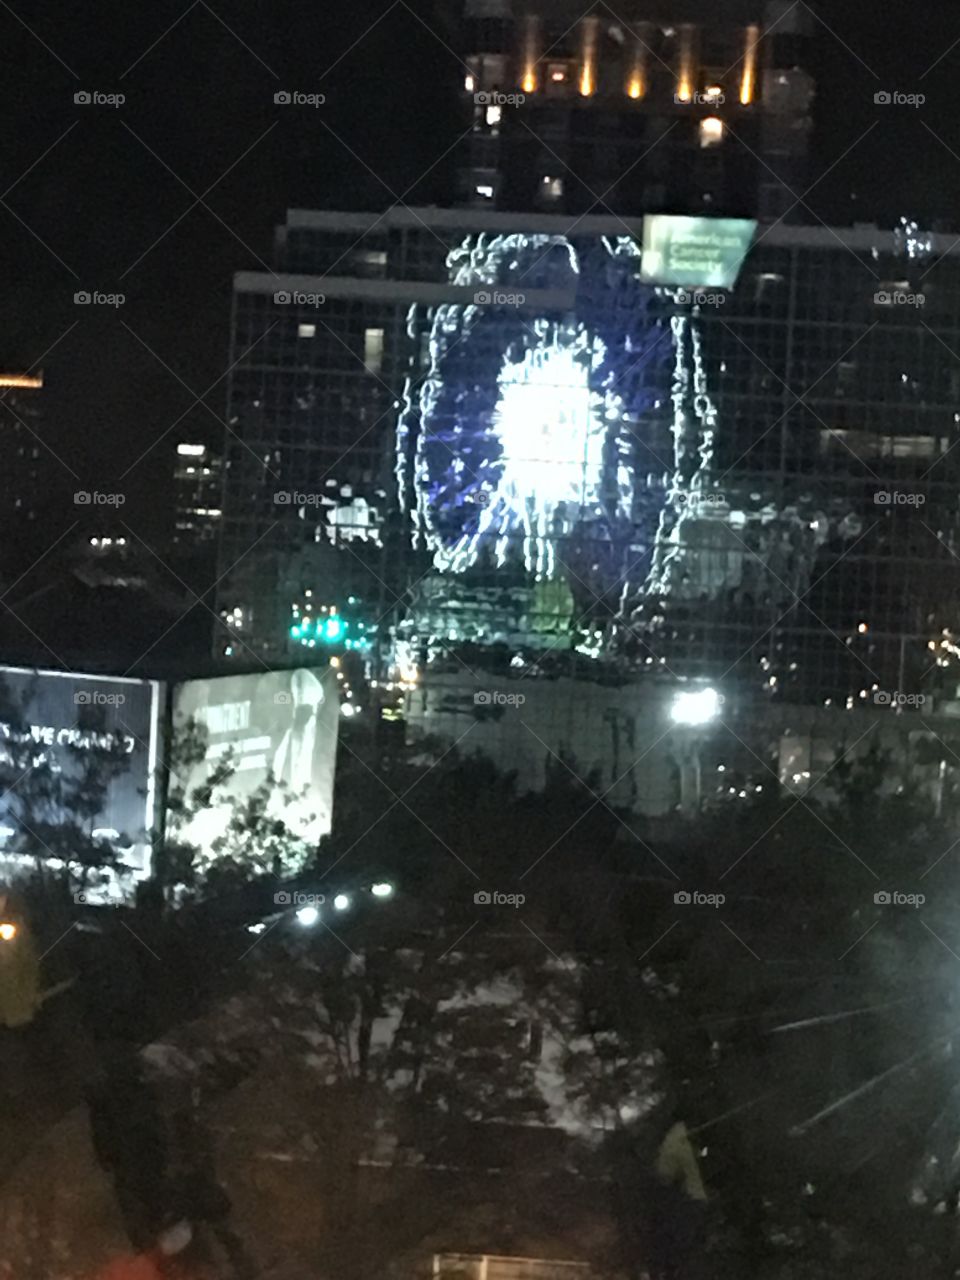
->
[3,0,960,573]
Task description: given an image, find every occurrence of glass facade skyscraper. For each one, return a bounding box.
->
[217,208,960,711]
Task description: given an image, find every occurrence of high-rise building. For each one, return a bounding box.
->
[217,207,960,713]
[455,0,814,221]
[215,215,398,663]
[173,441,223,549]
[0,370,44,577]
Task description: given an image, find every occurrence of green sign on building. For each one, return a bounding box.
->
[640,215,757,289]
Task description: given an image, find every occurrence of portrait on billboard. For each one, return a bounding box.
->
[171,666,339,858]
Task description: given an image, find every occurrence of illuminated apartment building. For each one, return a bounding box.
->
[456,0,814,220]
[0,370,44,574]
[173,441,223,547]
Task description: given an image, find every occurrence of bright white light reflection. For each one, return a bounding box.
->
[670,687,721,726]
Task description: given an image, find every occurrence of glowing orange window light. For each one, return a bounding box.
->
[520,14,540,93]
[675,23,697,104]
[579,16,600,97]
[0,373,43,389]
[625,23,651,100]
[740,24,760,104]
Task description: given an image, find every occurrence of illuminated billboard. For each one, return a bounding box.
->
[172,666,339,854]
[639,215,756,288]
[0,665,163,883]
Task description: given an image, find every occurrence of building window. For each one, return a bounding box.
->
[298,323,316,338]
[354,249,387,278]
[475,184,494,200]
[541,175,563,200]
[699,116,724,147]
[363,328,385,376]
[465,73,475,92]
[548,62,567,83]
[485,103,502,127]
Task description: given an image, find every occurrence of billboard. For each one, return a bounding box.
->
[639,215,756,288]
[0,665,163,882]
[172,666,339,854]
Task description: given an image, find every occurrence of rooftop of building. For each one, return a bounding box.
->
[461,0,776,23]
[227,209,956,297]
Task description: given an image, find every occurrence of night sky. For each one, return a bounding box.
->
[2,0,959,549]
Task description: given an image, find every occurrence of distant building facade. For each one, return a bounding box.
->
[173,441,223,549]
[0,370,44,574]
[454,0,815,220]
[217,207,960,716]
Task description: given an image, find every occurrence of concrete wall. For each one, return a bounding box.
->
[404,674,960,814]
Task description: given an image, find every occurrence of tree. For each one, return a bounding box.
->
[157,715,317,901]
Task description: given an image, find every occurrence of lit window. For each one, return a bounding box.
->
[485,104,501,126]
[541,175,563,199]
[465,74,475,92]
[549,64,566,82]
[475,184,494,199]
[298,322,316,338]
[177,443,205,457]
[700,117,724,147]
[363,327,385,375]
[704,84,723,101]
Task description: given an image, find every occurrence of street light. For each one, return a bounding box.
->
[333,894,350,911]
[670,686,721,726]
[371,882,393,898]
[296,905,320,927]
[669,686,722,815]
